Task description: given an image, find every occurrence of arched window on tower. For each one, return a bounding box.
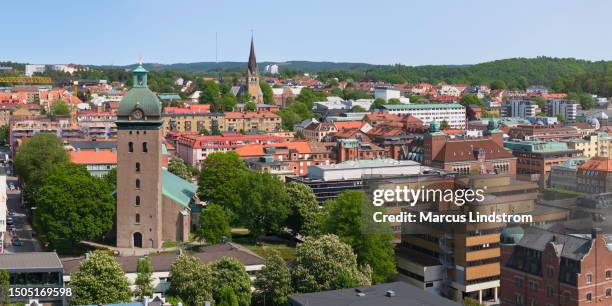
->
[135,196,140,206]
[136,162,140,172]
[136,179,140,189]
[128,142,133,153]
[142,142,148,153]
[135,213,140,224]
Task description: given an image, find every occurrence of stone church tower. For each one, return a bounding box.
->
[246,37,264,103]
[115,64,164,248]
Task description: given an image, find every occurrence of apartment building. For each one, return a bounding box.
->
[505,100,539,119]
[501,227,612,306]
[576,157,612,194]
[224,111,282,132]
[547,99,578,121]
[378,103,466,129]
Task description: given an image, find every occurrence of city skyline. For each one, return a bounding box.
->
[3,0,612,66]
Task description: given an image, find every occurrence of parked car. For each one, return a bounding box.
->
[12,239,22,246]
[8,211,14,216]
[8,183,15,191]
[6,219,13,226]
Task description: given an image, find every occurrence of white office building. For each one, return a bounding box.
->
[25,64,46,77]
[506,100,539,119]
[378,103,466,128]
[374,87,401,101]
[547,99,578,121]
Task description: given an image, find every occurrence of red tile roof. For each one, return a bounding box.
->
[70,150,117,165]
[434,138,512,162]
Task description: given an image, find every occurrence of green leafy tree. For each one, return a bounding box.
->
[195,204,231,243]
[351,105,366,112]
[462,297,483,306]
[134,257,154,300]
[70,251,131,305]
[236,172,289,236]
[460,94,484,107]
[0,270,8,306]
[102,168,117,190]
[489,80,506,90]
[199,80,221,111]
[531,96,546,110]
[291,234,371,293]
[218,287,239,306]
[197,152,247,221]
[556,114,566,123]
[50,100,70,116]
[440,120,450,130]
[260,80,274,104]
[294,130,305,139]
[211,257,252,306]
[200,128,210,135]
[324,191,396,283]
[285,182,323,237]
[34,163,115,252]
[168,157,192,180]
[245,101,257,112]
[168,255,214,306]
[387,98,401,105]
[371,98,387,109]
[0,125,8,144]
[14,133,69,189]
[221,94,237,111]
[253,250,292,306]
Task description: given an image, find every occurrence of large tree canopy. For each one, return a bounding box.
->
[210,257,252,306]
[13,133,69,188]
[70,251,131,305]
[291,234,371,293]
[34,163,115,252]
[168,255,214,306]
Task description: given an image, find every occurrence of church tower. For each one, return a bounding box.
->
[115,63,164,249]
[246,36,264,103]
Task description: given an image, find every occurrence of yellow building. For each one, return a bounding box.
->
[564,132,612,158]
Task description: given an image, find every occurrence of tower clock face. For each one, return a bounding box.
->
[132,109,144,120]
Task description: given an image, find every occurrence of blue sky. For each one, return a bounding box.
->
[3,0,611,66]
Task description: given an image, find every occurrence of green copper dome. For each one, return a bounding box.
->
[429,121,440,132]
[116,64,162,120]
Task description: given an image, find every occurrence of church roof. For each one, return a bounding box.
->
[248,37,257,75]
[117,65,162,120]
[162,169,197,208]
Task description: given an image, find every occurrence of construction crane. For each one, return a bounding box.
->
[0,76,53,84]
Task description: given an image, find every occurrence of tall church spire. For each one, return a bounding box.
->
[248,35,257,75]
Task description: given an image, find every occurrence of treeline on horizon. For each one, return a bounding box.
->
[3,57,612,97]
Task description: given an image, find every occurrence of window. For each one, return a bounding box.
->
[586,273,592,284]
[564,292,571,302]
[547,286,554,297]
[135,214,140,224]
[607,288,611,297]
[142,142,148,153]
[136,179,140,189]
[587,293,592,301]
[607,270,611,279]
[135,196,140,206]
[128,142,133,152]
[136,162,140,172]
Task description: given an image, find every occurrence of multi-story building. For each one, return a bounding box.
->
[224,111,282,132]
[501,226,612,306]
[378,103,466,129]
[69,150,117,177]
[335,138,385,162]
[549,158,589,191]
[374,86,402,101]
[576,157,612,194]
[398,175,541,304]
[505,100,539,119]
[504,140,583,186]
[563,133,612,158]
[422,121,516,176]
[235,141,334,176]
[77,111,117,139]
[175,133,285,169]
[508,125,583,141]
[547,99,578,121]
[161,104,222,135]
[24,64,46,76]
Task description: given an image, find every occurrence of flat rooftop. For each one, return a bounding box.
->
[288,281,459,306]
[0,252,63,271]
[315,159,420,170]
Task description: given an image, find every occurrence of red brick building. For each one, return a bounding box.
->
[501,226,612,306]
[423,121,516,176]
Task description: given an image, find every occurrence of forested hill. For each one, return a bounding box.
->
[102,57,612,92]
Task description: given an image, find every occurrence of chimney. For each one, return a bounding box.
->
[592,227,603,240]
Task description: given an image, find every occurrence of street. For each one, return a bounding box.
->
[4,175,41,253]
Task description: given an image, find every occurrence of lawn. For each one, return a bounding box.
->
[231,230,297,261]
